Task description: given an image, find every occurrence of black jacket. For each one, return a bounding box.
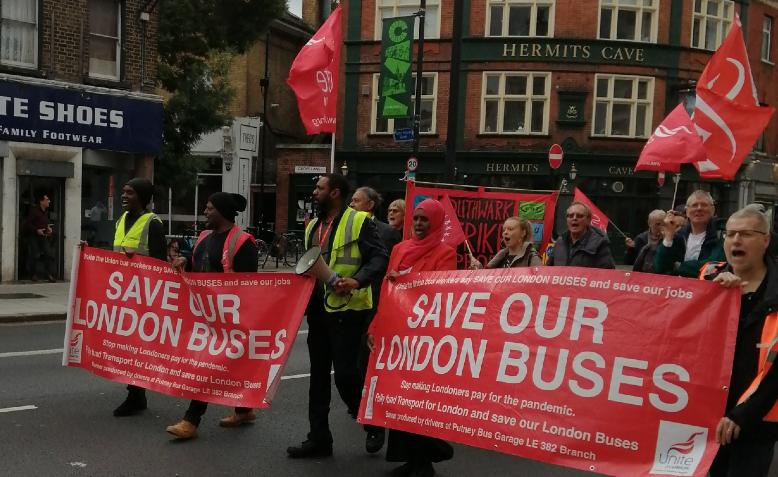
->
[548,227,615,269]
[653,219,724,277]
[710,256,778,440]
[624,230,649,266]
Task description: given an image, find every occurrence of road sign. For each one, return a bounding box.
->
[406,156,418,172]
[394,127,414,142]
[549,144,563,169]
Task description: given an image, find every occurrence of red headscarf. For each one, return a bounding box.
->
[396,198,445,270]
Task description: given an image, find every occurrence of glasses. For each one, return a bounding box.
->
[724,229,767,239]
[566,213,586,219]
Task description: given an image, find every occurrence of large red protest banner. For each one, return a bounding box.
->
[63,247,313,408]
[359,267,739,477]
[404,182,558,268]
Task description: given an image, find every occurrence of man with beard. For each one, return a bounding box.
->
[547,201,615,268]
[165,192,258,440]
[111,178,166,416]
[654,190,724,277]
[701,205,778,476]
[287,174,388,458]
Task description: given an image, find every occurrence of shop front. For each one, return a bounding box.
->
[0,74,162,281]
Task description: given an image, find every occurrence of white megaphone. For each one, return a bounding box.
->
[295,246,340,287]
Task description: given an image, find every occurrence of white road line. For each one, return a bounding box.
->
[281,372,311,380]
[0,405,37,413]
[0,348,63,358]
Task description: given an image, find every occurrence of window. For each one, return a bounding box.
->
[376,0,439,40]
[89,0,121,80]
[691,0,734,50]
[486,0,554,37]
[1,0,37,68]
[763,16,773,63]
[480,72,550,134]
[598,0,658,43]
[288,0,303,18]
[372,73,437,134]
[593,74,654,138]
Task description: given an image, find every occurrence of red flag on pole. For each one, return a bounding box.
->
[440,195,466,247]
[287,5,342,135]
[573,188,609,233]
[691,15,775,179]
[635,103,707,173]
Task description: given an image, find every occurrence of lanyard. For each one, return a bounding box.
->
[318,218,334,248]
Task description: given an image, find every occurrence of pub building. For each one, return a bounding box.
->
[0,1,161,281]
[320,0,777,260]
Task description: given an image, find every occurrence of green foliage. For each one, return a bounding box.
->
[155,0,286,188]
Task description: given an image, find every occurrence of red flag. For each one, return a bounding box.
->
[573,188,609,233]
[440,195,466,247]
[635,104,707,173]
[692,15,775,179]
[287,6,342,135]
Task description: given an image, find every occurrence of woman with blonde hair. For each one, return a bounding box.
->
[386,199,405,233]
[469,216,541,269]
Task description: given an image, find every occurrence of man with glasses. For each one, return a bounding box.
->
[700,205,778,477]
[547,201,615,268]
[654,190,725,277]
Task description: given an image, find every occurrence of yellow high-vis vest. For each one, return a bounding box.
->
[114,211,162,256]
[305,207,372,312]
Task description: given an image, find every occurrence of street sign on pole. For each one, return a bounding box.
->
[407,156,418,172]
[549,144,563,169]
[394,127,415,142]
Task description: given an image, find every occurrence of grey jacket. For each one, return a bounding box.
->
[548,227,615,269]
[486,242,541,268]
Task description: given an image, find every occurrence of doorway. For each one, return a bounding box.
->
[18,177,65,280]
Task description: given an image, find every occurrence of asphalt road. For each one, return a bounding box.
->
[0,320,595,477]
[4,322,778,477]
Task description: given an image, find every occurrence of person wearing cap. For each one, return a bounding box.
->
[111,178,166,417]
[165,192,258,440]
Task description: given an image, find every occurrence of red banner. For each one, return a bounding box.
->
[359,267,739,477]
[405,182,558,268]
[63,247,313,408]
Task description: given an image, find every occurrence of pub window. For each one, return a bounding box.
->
[592,74,654,138]
[691,0,734,50]
[486,0,554,38]
[1,0,38,68]
[375,0,440,40]
[89,0,122,80]
[371,73,437,134]
[480,71,550,135]
[598,0,658,43]
[763,16,773,63]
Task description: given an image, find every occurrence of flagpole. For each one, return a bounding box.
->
[671,173,681,208]
[330,133,335,173]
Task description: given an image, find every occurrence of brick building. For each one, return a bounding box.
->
[333,0,778,257]
[0,0,162,281]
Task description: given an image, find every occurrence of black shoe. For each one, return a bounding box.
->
[366,428,385,453]
[286,439,333,459]
[47,275,56,283]
[390,462,414,477]
[409,461,435,477]
[113,395,147,417]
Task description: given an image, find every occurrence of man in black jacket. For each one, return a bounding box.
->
[703,204,778,477]
[624,209,665,271]
[548,201,615,269]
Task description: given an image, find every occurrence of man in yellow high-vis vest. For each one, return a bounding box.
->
[287,173,388,459]
[112,178,166,417]
[702,205,778,477]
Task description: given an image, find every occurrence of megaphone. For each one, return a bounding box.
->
[296,246,340,287]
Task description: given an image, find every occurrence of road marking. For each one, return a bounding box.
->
[281,372,311,380]
[0,405,37,413]
[0,348,62,358]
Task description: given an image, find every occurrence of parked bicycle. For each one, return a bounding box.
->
[258,231,304,269]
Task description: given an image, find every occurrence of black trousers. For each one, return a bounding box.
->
[183,401,251,427]
[709,437,775,477]
[126,384,145,397]
[27,235,54,278]
[307,306,369,445]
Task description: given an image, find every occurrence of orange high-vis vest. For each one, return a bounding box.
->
[193,224,255,273]
[699,261,778,422]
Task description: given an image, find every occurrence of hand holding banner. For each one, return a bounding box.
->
[359,267,739,476]
[64,247,313,408]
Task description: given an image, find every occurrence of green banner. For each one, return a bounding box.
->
[379,16,415,119]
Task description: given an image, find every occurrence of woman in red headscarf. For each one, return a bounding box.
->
[372,198,456,476]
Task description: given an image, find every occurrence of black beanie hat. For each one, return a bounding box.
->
[209,192,247,221]
[126,178,154,208]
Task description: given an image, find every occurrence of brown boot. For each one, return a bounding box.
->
[166,420,198,439]
[219,410,256,427]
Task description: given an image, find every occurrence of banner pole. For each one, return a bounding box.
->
[62,245,82,366]
[671,173,681,208]
[330,133,335,173]
[407,179,556,194]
